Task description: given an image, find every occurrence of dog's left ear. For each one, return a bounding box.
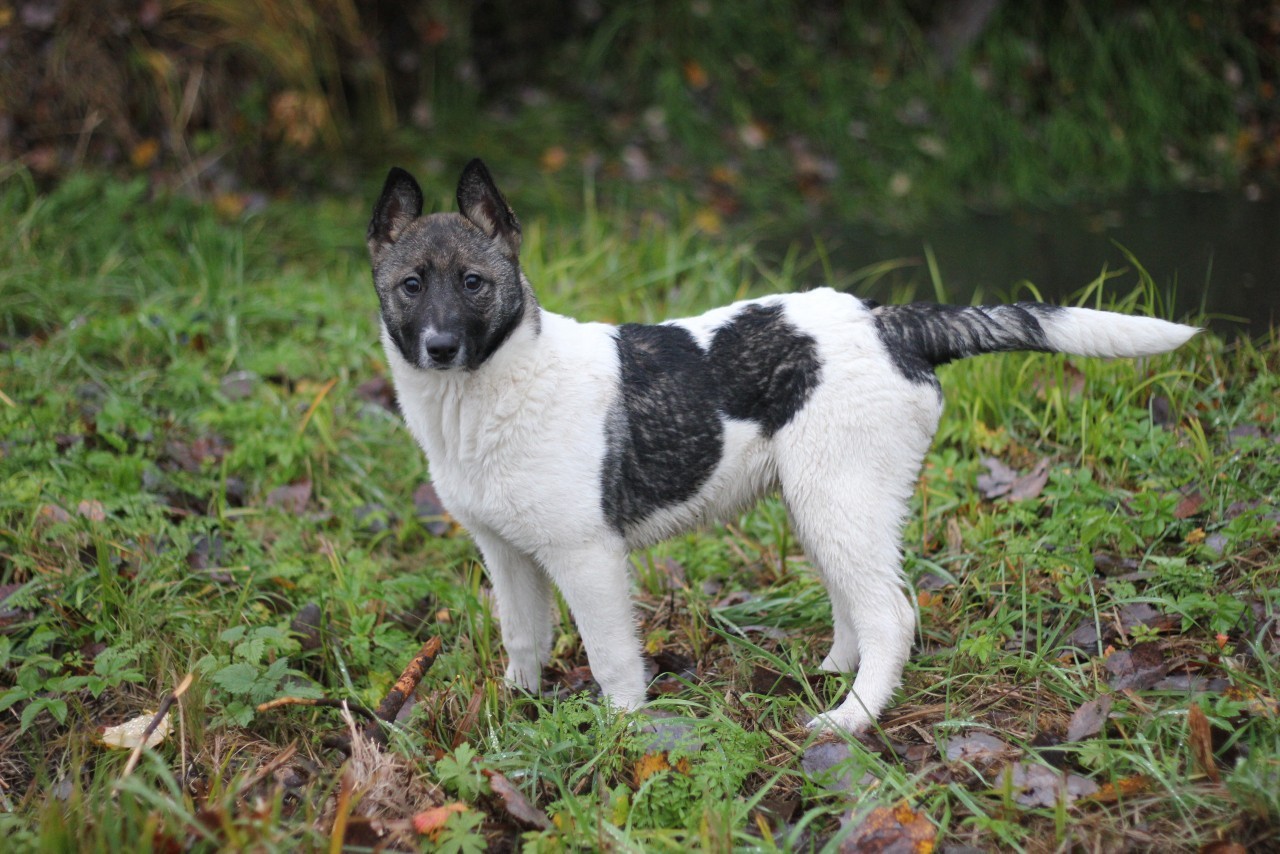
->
[456,159,522,258]
[368,167,423,260]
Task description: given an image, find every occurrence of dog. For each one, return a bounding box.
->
[366,159,1198,732]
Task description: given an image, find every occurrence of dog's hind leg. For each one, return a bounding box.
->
[538,542,648,711]
[787,489,916,732]
[777,400,934,731]
[473,529,555,693]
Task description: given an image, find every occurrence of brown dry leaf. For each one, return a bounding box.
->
[485,770,552,829]
[1105,642,1171,691]
[801,740,858,791]
[977,457,1050,502]
[943,732,1015,766]
[682,59,709,89]
[130,138,160,169]
[1066,694,1114,742]
[1174,490,1206,519]
[540,145,568,173]
[77,500,106,521]
[1188,703,1221,783]
[1200,842,1249,854]
[411,802,467,838]
[840,801,937,853]
[266,481,311,515]
[1002,762,1099,808]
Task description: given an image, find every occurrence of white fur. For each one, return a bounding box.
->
[384,287,1192,732]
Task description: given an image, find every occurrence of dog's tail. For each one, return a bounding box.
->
[871,302,1198,371]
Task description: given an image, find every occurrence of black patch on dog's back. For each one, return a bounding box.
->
[602,303,822,533]
[708,303,821,436]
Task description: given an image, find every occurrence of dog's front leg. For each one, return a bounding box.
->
[539,543,647,710]
[472,530,554,692]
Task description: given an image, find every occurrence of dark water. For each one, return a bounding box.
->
[786,191,1280,334]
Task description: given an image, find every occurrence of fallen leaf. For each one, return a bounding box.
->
[943,731,1014,765]
[1066,694,1113,742]
[413,482,452,536]
[1083,774,1150,803]
[485,770,552,829]
[1001,762,1098,808]
[839,801,936,853]
[750,665,805,696]
[1174,490,1206,519]
[801,740,860,791]
[1188,702,1221,783]
[1105,642,1171,691]
[632,751,690,787]
[77,500,106,521]
[411,802,467,838]
[540,145,568,173]
[1201,842,1249,854]
[977,457,1050,501]
[266,481,311,515]
[682,60,709,89]
[290,603,323,651]
[1093,552,1140,577]
[100,711,170,749]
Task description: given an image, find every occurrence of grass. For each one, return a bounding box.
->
[1,168,1278,851]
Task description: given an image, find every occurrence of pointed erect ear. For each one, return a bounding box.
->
[367,167,423,258]
[456,159,521,257]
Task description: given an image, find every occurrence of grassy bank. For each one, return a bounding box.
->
[1,171,1277,850]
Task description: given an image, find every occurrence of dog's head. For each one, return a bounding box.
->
[367,159,532,371]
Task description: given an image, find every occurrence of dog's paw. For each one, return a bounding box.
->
[806,709,872,734]
[503,661,541,693]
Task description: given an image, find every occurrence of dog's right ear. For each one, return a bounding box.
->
[367,167,424,259]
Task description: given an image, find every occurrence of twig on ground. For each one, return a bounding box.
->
[256,696,381,723]
[120,672,194,780]
[364,637,443,745]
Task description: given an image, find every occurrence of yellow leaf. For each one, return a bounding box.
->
[683,60,709,90]
[130,139,160,170]
[693,208,722,235]
[540,146,568,173]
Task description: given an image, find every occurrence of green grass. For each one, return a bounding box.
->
[1,170,1278,851]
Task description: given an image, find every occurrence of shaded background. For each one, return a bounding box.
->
[3,0,1278,327]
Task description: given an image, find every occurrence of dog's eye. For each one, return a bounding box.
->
[402,275,422,295]
[462,273,485,293]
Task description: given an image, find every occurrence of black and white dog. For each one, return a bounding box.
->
[367,159,1197,732]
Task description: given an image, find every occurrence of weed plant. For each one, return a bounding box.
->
[0,171,1277,850]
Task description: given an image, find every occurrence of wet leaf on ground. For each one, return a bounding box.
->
[1173,490,1206,519]
[290,602,323,651]
[266,480,311,515]
[801,739,862,791]
[1001,762,1099,808]
[413,482,453,536]
[977,456,1050,502]
[1188,702,1221,783]
[485,769,552,829]
[943,731,1016,766]
[1066,694,1113,742]
[1105,642,1171,691]
[839,802,936,853]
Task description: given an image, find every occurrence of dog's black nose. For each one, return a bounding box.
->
[424,332,461,365]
